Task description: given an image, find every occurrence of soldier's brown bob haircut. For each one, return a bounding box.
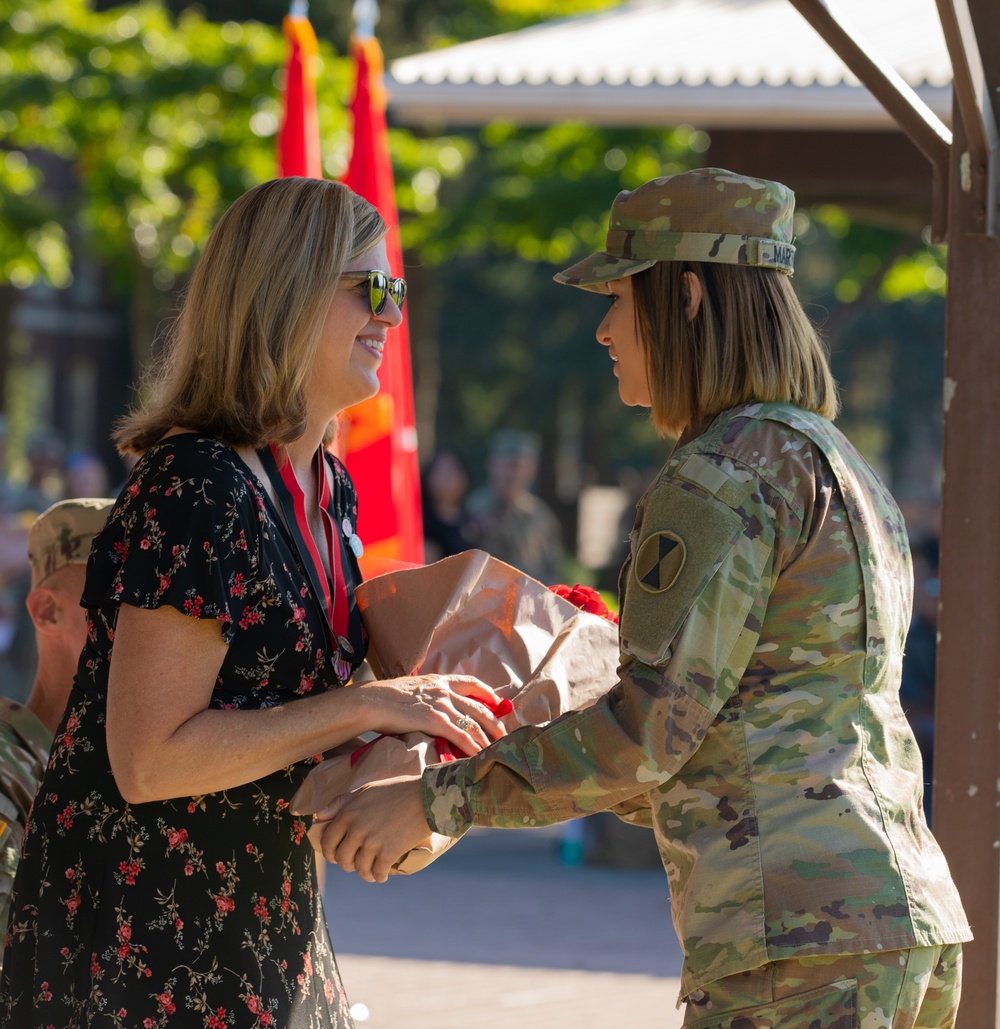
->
[631,260,839,438]
[115,177,387,454]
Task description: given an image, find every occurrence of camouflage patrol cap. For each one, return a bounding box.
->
[554,167,797,291]
[27,497,114,589]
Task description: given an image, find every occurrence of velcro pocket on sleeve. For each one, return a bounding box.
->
[621,485,745,667]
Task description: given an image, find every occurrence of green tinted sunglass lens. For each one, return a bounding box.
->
[369,272,388,315]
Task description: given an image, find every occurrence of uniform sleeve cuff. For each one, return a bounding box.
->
[421,762,476,839]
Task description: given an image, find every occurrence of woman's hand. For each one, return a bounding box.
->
[317,775,430,883]
[348,674,507,755]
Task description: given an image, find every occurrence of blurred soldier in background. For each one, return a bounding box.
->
[0,497,113,966]
[467,429,563,584]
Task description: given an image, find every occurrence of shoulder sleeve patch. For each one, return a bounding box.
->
[621,483,745,667]
[634,531,686,593]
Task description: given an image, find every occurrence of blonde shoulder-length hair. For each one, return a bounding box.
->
[631,261,839,438]
[115,177,387,454]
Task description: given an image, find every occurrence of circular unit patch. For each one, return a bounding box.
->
[634,530,686,593]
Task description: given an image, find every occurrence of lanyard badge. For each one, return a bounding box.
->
[258,444,361,664]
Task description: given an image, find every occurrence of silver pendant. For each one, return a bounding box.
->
[349,534,364,558]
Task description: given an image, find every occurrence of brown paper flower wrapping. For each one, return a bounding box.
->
[293,549,621,873]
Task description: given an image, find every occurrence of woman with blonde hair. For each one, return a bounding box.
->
[0,176,506,1027]
[319,169,971,1027]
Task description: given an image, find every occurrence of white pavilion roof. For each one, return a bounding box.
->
[386,0,952,129]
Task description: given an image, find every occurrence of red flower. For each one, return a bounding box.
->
[548,583,619,624]
[167,828,188,848]
[118,860,140,885]
[215,895,235,914]
[65,895,81,914]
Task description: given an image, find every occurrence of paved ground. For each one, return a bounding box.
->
[322,824,686,1028]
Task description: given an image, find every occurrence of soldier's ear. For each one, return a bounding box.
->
[25,586,62,635]
[681,271,703,322]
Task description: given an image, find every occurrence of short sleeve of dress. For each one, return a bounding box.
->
[82,437,261,644]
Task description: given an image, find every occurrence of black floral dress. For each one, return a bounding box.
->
[0,435,367,1028]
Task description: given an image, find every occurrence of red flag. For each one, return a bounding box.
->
[341,34,424,574]
[277,11,322,179]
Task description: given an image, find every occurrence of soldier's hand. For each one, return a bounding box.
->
[316,775,429,883]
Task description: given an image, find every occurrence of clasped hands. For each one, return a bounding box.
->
[314,773,430,884]
[313,671,503,884]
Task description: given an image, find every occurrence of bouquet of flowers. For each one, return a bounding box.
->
[292,549,620,873]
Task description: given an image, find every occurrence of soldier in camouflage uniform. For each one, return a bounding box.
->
[0,497,113,966]
[318,169,971,1027]
[466,429,564,585]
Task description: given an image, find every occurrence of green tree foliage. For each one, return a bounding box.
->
[1,0,948,521]
[0,0,353,294]
[148,0,621,58]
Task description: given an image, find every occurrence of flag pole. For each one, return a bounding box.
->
[277,0,322,179]
[340,0,425,573]
[352,0,379,40]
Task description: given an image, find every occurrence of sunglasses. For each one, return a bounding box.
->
[341,269,407,316]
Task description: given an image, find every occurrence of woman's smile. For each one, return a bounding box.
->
[356,334,386,359]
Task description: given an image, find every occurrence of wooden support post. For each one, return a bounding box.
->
[933,96,1000,1025]
[786,1,952,243]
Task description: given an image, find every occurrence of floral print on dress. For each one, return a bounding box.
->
[0,435,364,1027]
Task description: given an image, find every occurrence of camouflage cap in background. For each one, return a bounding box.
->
[27,497,115,589]
[554,167,797,291]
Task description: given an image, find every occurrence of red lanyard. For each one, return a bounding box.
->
[263,444,350,645]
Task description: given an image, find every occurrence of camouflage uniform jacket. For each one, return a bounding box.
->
[0,699,50,962]
[422,402,971,998]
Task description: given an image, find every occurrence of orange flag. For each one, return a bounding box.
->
[276,7,322,179]
[340,33,424,574]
